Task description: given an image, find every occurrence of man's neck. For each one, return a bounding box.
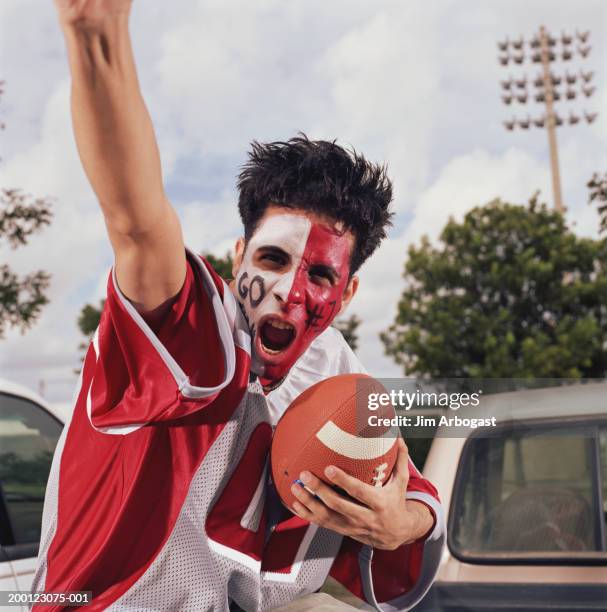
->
[259,376,286,394]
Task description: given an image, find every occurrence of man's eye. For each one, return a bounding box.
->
[261,253,286,265]
[309,269,333,286]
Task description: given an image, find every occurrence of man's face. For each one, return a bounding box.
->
[232,206,358,385]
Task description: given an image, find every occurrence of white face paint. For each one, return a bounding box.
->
[235,214,310,379]
[233,211,352,385]
[238,213,312,311]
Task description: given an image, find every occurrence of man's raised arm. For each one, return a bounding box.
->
[55,0,186,312]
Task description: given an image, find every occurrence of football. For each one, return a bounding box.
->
[270,373,399,509]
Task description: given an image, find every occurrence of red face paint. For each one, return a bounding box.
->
[258,222,351,385]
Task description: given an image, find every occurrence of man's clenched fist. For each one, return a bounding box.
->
[54,0,132,29]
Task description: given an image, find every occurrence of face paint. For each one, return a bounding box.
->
[234,211,352,385]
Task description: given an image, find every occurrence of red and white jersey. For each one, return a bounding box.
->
[32,249,444,612]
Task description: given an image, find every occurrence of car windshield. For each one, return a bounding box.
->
[0,393,63,545]
[451,421,607,560]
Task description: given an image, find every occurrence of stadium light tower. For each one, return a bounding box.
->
[498,26,598,214]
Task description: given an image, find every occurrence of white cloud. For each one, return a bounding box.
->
[179,191,241,255]
[318,4,443,208]
[150,0,447,211]
[1,80,112,400]
[1,0,606,400]
[403,148,551,243]
[350,146,556,377]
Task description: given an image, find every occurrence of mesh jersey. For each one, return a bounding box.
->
[32,249,444,612]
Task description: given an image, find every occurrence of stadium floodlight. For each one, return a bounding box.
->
[497,25,598,214]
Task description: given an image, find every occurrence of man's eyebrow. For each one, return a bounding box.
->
[311,263,341,280]
[257,245,290,258]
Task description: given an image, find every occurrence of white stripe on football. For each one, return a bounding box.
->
[315,420,397,460]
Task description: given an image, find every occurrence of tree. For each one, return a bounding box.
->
[76,299,106,362]
[381,195,607,379]
[333,313,361,352]
[205,252,233,281]
[588,172,607,234]
[0,83,53,338]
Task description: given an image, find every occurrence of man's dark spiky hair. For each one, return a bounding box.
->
[237,134,393,274]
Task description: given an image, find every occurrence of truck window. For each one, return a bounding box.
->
[600,428,607,549]
[451,421,606,561]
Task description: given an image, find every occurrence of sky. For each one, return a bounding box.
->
[1,0,606,402]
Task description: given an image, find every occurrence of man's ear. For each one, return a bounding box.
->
[232,237,245,278]
[337,275,359,316]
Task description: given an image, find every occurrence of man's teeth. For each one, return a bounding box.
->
[260,318,295,354]
[268,319,293,330]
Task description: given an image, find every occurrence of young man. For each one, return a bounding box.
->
[33,1,444,610]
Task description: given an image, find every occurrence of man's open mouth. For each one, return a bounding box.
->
[259,317,296,354]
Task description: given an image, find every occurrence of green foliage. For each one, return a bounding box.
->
[0,83,53,339]
[0,188,52,247]
[588,172,607,234]
[381,195,607,379]
[404,438,432,471]
[333,313,361,352]
[205,252,233,281]
[0,262,51,339]
[78,299,105,338]
[75,299,104,372]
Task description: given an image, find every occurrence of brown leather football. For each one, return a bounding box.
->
[271,373,399,508]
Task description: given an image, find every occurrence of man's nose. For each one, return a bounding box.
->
[287,285,304,305]
[272,274,293,304]
[273,274,303,307]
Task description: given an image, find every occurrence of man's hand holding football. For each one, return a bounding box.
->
[291,438,435,551]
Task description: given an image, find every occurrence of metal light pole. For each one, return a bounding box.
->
[497,27,598,214]
[539,26,565,214]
